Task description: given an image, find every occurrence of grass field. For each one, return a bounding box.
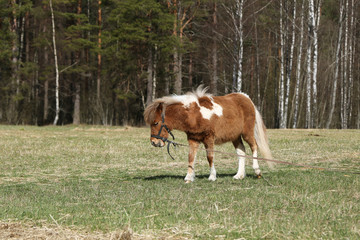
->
[0,125,359,239]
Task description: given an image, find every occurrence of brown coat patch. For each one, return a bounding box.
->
[198,97,213,109]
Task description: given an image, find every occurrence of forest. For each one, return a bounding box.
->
[0,0,359,128]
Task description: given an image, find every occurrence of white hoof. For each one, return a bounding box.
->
[208,174,217,181]
[184,172,195,182]
[233,173,245,180]
[254,168,261,176]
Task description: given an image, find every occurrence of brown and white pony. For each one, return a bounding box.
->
[144,86,273,183]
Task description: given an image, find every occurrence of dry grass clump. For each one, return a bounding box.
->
[0,221,136,240]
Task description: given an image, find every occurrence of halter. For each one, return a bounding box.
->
[151,110,177,160]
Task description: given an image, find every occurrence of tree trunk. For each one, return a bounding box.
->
[172,0,181,94]
[73,0,82,125]
[284,1,296,128]
[9,0,19,124]
[146,47,154,106]
[50,0,60,125]
[348,0,355,126]
[326,1,344,129]
[278,0,286,128]
[73,82,81,124]
[42,8,49,123]
[189,52,193,88]
[236,0,244,92]
[174,50,182,95]
[172,0,199,94]
[254,19,261,109]
[292,0,305,128]
[97,0,102,105]
[341,0,349,129]
[312,0,321,128]
[305,0,315,128]
[210,3,218,95]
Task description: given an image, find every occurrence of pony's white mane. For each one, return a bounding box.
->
[144,86,216,124]
[160,85,213,107]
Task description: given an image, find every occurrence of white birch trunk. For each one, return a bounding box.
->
[152,45,157,101]
[223,0,244,92]
[278,0,286,128]
[326,1,344,129]
[146,47,154,106]
[236,0,244,92]
[50,0,60,125]
[284,1,297,128]
[292,0,305,128]
[340,0,349,129]
[348,0,354,126]
[305,0,315,128]
[312,0,321,128]
[254,20,261,109]
[210,3,218,95]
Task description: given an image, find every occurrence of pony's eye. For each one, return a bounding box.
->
[154,122,159,126]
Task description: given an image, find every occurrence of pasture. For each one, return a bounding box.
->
[0,125,359,239]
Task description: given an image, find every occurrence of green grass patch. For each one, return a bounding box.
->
[0,126,359,239]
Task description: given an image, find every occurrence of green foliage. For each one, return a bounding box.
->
[0,0,359,127]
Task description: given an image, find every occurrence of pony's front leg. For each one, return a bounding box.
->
[204,139,217,181]
[184,140,199,183]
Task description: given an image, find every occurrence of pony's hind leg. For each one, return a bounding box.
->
[242,134,261,177]
[233,138,246,180]
[252,149,261,177]
[184,139,199,183]
[204,138,216,181]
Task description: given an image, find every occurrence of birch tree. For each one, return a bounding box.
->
[311,0,322,127]
[146,47,156,106]
[326,1,344,129]
[223,0,244,92]
[278,0,286,128]
[171,0,200,95]
[292,0,305,128]
[340,0,353,129]
[210,2,218,95]
[283,1,296,128]
[50,0,60,125]
[348,0,355,127]
[305,0,315,128]
[340,0,347,129]
[234,0,244,92]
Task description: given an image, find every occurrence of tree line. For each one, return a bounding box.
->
[0,0,359,128]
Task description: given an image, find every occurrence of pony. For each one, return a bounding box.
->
[144,86,273,183]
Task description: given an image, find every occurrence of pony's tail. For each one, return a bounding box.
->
[254,108,274,169]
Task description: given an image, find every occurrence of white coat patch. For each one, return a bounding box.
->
[170,92,223,120]
[199,101,223,120]
[173,95,198,108]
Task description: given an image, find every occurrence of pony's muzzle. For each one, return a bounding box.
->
[151,138,165,147]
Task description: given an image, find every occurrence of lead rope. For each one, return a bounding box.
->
[150,110,360,176]
[161,139,360,176]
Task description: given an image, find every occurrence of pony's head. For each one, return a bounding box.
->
[144,100,170,147]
